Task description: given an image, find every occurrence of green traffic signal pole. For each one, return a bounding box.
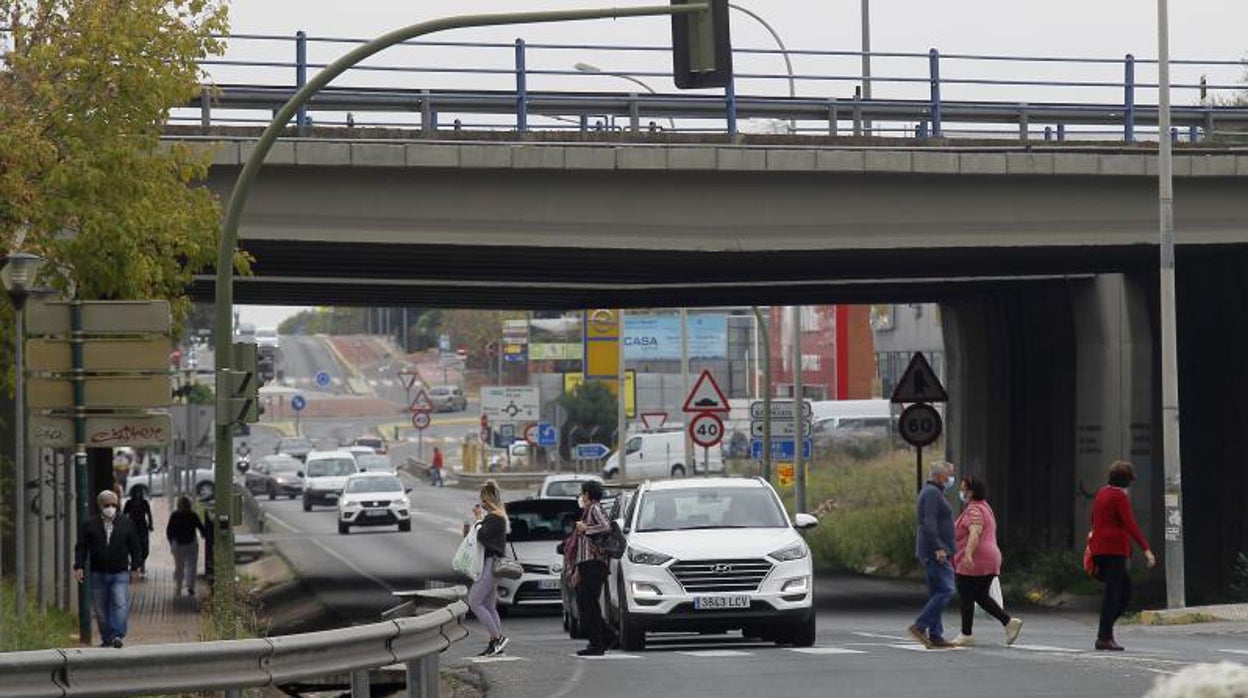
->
[212,4,709,634]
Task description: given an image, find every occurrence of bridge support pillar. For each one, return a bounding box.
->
[1071,274,1157,546]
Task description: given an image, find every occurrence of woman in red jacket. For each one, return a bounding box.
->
[1088,460,1156,651]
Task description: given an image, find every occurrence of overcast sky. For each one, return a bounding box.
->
[229,1,1247,328]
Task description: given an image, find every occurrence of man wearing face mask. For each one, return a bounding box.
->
[907,461,958,649]
[74,489,143,648]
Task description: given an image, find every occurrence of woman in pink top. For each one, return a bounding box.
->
[951,475,1023,647]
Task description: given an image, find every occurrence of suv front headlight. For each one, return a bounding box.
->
[770,542,809,562]
[343,500,360,509]
[627,546,673,566]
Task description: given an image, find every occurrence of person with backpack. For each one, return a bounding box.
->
[572,480,616,656]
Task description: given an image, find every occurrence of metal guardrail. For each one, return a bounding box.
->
[455,471,549,491]
[159,31,1248,143]
[0,601,468,698]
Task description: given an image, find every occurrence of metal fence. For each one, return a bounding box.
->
[0,601,468,698]
[167,31,1248,142]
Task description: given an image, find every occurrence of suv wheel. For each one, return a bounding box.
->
[670,464,686,478]
[302,496,312,512]
[618,593,646,651]
[267,484,277,501]
[398,520,412,532]
[785,613,816,647]
[338,521,349,535]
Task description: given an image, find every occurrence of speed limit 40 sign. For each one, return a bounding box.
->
[689,412,725,448]
[898,403,943,447]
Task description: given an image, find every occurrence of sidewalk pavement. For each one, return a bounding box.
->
[123,496,207,645]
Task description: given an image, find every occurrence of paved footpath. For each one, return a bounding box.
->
[123,496,208,645]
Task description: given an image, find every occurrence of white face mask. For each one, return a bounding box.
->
[958,491,968,504]
[102,505,117,519]
[578,495,587,509]
[945,475,956,490]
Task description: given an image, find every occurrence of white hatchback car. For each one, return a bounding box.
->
[606,477,818,650]
[337,472,412,534]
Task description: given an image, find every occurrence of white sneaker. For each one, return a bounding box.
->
[950,634,975,647]
[1005,617,1023,646]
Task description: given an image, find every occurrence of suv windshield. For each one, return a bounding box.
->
[345,476,401,493]
[306,458,355,477]
[506,500,580,542]
[635,487,788,532]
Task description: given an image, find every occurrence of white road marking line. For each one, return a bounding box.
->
[787,647,867,655]
[570,653,643,659]
[264,512,394,593]
[887,644,968,652]
[468,656,525,664]
[676,650,754,658]
[1220,649,1248,655]
[1010,644,1084,653]
[853,632,911,641]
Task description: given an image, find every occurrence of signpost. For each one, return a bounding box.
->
[537,423,558,448]
[640,412,668,431]
[314,371,331,390]
[481,386,540,422]
[290,394,306,435]
[750,438,812,461]
[23,298,175,642]
[683,370,728,476]
[750,399,811,476]
[890,352,949,491]
[573,443,610,461]
[409,387,434,460]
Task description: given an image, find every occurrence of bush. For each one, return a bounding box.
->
[0,579,79,651]
[999,542,1100,604]
[785,450,920,576]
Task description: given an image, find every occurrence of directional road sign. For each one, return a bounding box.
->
[750,420,811,438]
[749,400,812,420]
[689,412,725,448]
[30,414,173,449]
[682,370,729,414]
[482,386,540,422]
[573,443,611,460]
[26,338,171,373]
[314,371,331,389]
[537,423,558,448]
[28,375,171,411]
[499,423,516,444]
[750,438,812,461]
[290,394,307,412]
[411,412,431,430]
[898,403,943,447]
[25,299,171,336]
[890,352,949,404]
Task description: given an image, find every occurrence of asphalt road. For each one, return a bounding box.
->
[255,484,1248,698]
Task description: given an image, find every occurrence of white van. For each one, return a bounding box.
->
[601,429,724,481]
[809,399,898,454]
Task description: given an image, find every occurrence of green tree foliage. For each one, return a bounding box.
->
[438,309,523,369]
[0,0,238,391]
[557,380,620,459]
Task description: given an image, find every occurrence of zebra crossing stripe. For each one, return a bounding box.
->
[677,650,753,658]
[787,647,867,655]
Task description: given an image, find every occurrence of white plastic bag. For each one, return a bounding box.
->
[452,524,484,580]
[989,577,1005,610]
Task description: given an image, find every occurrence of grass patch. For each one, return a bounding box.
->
[200,573,269,641]
[0,579,80,651]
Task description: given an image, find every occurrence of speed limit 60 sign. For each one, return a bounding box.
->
[689,412,724,448]
[898,403,943,447]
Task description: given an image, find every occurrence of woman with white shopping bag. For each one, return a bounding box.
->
[951,475,1023,647]
[458,480,510,657]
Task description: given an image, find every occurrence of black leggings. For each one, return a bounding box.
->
[1094,555,1131,641]
[956,574,1010,636]
[576,561,610,650]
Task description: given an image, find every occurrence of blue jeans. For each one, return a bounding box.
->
[915,558,956,640]
[91,571,131,643]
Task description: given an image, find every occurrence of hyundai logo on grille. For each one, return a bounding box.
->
[711,563,734,574]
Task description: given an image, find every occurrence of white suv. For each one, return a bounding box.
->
[606,477,818,650]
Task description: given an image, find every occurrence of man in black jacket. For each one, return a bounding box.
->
[74,489,143,648]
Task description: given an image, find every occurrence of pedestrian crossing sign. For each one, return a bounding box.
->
[890,352,948,404]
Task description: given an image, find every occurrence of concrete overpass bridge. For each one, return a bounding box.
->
[186,134,1248,603]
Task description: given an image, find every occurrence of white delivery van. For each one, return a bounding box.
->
[601,428,724,481]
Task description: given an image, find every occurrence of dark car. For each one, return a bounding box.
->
[275,436,315,462]
[351,436,389,455]
[244,454,304,500]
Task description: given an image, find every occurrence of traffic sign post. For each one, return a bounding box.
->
[409,387,435,460]
[573,443,610,461]
[537,423,558,448]
[750,438,812,461]
[890,352,949,491]
[314,371,331,390]
[290,394,306,435]
[683,370,728,478]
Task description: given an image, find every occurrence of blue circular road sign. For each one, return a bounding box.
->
[314,371,331,389]
[291,394,307,412]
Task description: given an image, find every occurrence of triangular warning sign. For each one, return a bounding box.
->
[410,388,435,413]
[682,370,730,413]
[890,352,949,404]
[641,412,668,430]
[398,370,420,391]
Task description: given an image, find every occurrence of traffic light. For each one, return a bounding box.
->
[671,0,732,89]
[218,342,260,425]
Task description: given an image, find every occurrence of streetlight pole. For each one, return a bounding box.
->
[573,62,676,130]
[3,251,45,615]
[727,3,795,129]
[861,0,872,132]
[1156,0,1186,609]
[211,5,709,629]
